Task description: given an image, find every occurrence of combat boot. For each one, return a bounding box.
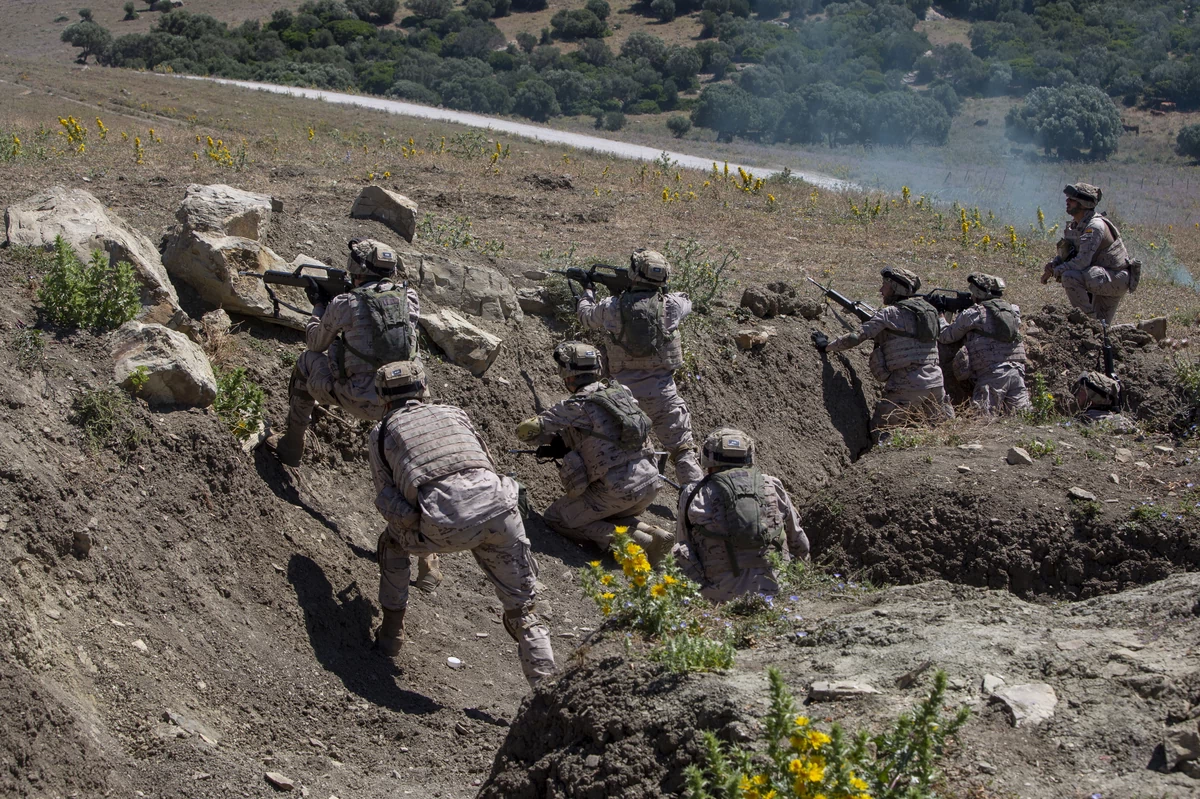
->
[632,522,675,569]
[413,554,443,593]
[273,423,307,467]
[374,608,405,656]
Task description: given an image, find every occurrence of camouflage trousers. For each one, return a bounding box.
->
[544,469,660,549]
[673,542,780,604]
[289,351,386,430]
[1061,266,1129,324]
[871,385,954,443]
[617,371,704,484]
[972,364,1031,415]
[377,508,556,686]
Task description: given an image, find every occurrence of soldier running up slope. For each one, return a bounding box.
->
[939,273,1031,415]
[675,428,809,603]
[515,342,674,566]
[369,361,555,688]
[812,266,954,443]
[576,249,705,485]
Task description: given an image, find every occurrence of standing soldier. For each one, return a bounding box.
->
[812,266,953,442]
[275,237,440,592]
[576,249,705,485]
[938,273,1031,415]
[1041,183,1140,324]
[514,342,674,565]
[369,361,556,688]
[675,428,809,603]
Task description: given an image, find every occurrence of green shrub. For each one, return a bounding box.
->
[37,236,141,331]
[650,631,734,673]
[1019,437,1055,458]
[12,328,45,371]
[662,237,737,315]
[1023,372,1056,424]
[71,387,143,451]
[128,365,150,394]
[213,367,266,440]
[667,115,692,138]
[1177,124,1200,161]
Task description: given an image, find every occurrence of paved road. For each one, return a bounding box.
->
[178,76,854,191]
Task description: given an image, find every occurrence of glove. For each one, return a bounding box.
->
[516,417,544,442]
[311,302,327,318]
[1039,261,1055,285]
[581,279,596,293]
[811,330,829,353]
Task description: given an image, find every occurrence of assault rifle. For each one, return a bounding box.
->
[1100,321,1117,380]
[508,435,569,461]
[239,264,352,317]
[552,263,637,297]
[805,276,875,323]
[922,288,975,315]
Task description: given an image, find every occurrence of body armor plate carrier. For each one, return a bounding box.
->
[338,282,413,379]
[574,381,652,451]
[685,466,783,576]
[615,290,673,358]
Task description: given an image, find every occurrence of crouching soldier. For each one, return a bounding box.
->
[1072,371,1131,429]
[369,361,555,688]
[515,342,674,566]
[675,428,809,603]
[938,273,1031,415]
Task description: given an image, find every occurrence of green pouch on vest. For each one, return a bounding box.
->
[581,382,651,451]
[979,298,1019,343]
[338,283,413,379]
[615,290,671,358]
[895,298,939,342]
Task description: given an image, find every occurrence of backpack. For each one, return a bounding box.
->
[893,297,939,342]
[979,299,1020,343]
[576,381,651,451]
[685,466,783,575]
[338,282,413,378]
[615,289,672,358]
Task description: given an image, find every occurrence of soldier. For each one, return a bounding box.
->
[938,273,1031,415]
[515,342,674,565]
[369,361,556,688]
[675,428,809,603]
[1072,370,1129,427]
[1040,183,1140,324]
[276,237,440,592]
[575,249,704,485]
[812,266,953,442]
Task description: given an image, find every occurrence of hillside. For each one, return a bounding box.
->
[1,57,1199,799]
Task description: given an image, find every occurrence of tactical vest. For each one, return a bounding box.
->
[879,300,940,373]
[607,290,684,373]
[966,301,1027,378]
[336,281,413,380]
[562,382,652,484]
[1066,213,1130,272]
[685,466,784,576]
[379,403,494,506]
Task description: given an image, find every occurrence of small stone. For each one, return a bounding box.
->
[585,755,601,768]
[977,762,997,775]
[1006,447,1034,466]
[957,465,972,474]
[1109,473,1120,485]
[132,639,149,653]
[734,328,775,350]
[1056,639,1086,651]
[1164,722,1200,772]
[265,772,295,791]
[808,680,879,701]
[1138,316,1168,341]
[447,657,464,670]
[454,721,470,736]
[475,632,488,639]
[981,674,1006,694]
[958,443,983,452]
[44,608,62,620]
[1067,487,1097,502]
[991,683,1058,727]
[1114,448,1134,463]
[1135,461,1151,470]
[523,269,549,281]
[1153,445,1176,456]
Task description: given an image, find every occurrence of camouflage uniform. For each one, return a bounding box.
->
[675,472,808,603]
[576,277,704,485]
[826,303,953,439]
[1072,371,1133,429]
[1050,184,1132,324]
[533,381,661,548]
[938,302,1030,415]
[289,279,421,429]
[369,400,555,687]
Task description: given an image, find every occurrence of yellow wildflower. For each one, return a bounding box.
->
[614,525,629,534]
[624,542,644,558]
[632,573,647,587]
[600,574,614,586]
[650,583,666,598]
[588,560,602,568]
[601,603,611,614]
[662,575,677,585]
[600,592,615,601]
[849,776,869,791]
[794,715,810,727]
[807,730,831,748]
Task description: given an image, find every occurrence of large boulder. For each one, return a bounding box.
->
[420,309,502,376]
[414,253,522,322]
[4,186,180,323]
[110,321,217,407]
[350,186,418,243]
[171,183,281,240]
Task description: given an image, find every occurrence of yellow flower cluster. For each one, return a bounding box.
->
[10,134,20,158]
[739,773,776,799]
[57,116,87,152]
[616,534,652,587]
[134,136,145,165]
[95,117,108,140]
[205,136,233,167]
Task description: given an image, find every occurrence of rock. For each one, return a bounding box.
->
[1114,448,1134,463]
[584,755,601,768]
[447,657,464,670]
[734,328,775,350]
[794,298,825,320]
[741,283,817,319]
[1153,445,1175,456]
[350,186,418,242]
[958,443,983,452]
[516,286,555,316]
[740,285,778,318]
[1006,446,1033,466]
[808,680,880,701]
[165,309,203,343]
[163,231,311,330]
[172,184,280,240]
[991,683,1057,727]
[1109,473,1120,485]
[414,253,522,321]
[163,709,220,743]
[200,309,233,337]
[1067,487,1097,502]
[1138,316,1168,341]
[1164,722,1200,772]
[111,322,217,407]
[981,674,1006,694]
[265,772,295,791]
[132,639,149,653]
[957,465,972,473]
[5,185,180,322]
[421,310,502,376]
[1135,461,1151,470]
[523,269,549,281]
[977,762,997,775]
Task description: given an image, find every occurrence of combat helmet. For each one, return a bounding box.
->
[1063,183,1102,210]
[553,341,602,383]
[629,249,670,287]
[1073,370,1120,409]
[967,272,1006,300]
[347,238,402,279]
[880,266,921,298]
[375,360,426,403]
[700,427,754,470]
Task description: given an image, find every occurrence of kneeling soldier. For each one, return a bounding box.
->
[515,342,673,565]
[675,428,809,603]
[938,273,1031,415]
[370,361,555,688]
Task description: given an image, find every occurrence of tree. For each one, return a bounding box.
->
[550,8,604,41]
[123,2,138,21]
[513,79,560,120]
[666,115,691,137]
[585,0,609,21]
[1176,124,1200,161]
[405,0,451,18]
[510,0,548,10]
[650,0,676,22]
[61,19,112,63]
[692,83,761,141]
[464,0,493,20]
[1005,84,1122,160]
[620,31,667,70]
[515,30,536,52]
